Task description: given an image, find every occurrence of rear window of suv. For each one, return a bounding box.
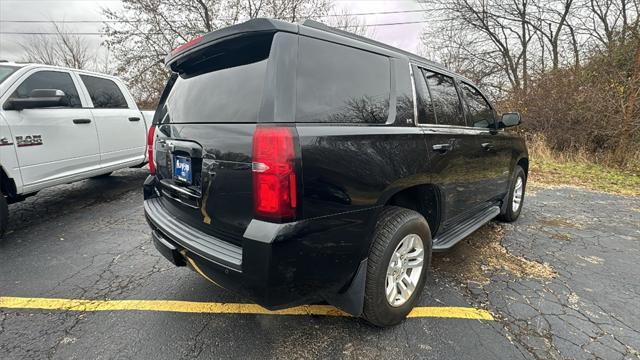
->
[296,37,391,124]
[161,34,273,124]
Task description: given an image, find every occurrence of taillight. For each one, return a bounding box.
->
[252,127,297,222]
[147,126,156,174]
[170,35,204,56]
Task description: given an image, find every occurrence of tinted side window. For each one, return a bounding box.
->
[423,70,465,126]
[413,66,436,124]
[460,83,494,128]
[11,71,81,107]
[297,37,390,123]
[80,75,128,109]
[394,60,414,124]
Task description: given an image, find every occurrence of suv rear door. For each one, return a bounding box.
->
[78,74,146,168]
[2,69,100,191]
[151,31,281,245]
[413,66,487,226]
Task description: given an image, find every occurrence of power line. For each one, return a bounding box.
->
[0,31,112,35]
[0,9,429,24]
[0,20,427,35]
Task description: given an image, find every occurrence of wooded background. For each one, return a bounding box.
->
[420,0,640,170]
[19,0,640,170]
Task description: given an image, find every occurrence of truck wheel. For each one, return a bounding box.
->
[0,193,8,240]
[498,165,526,222]
[363,206,432,327]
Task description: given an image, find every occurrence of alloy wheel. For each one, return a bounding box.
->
[385,233,425,307]
[512,176,524,212]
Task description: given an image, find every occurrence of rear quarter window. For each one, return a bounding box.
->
[296,37,391,124]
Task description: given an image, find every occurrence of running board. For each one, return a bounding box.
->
[432,206,501,251]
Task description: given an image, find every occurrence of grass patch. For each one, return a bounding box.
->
[530,159,640,196]
[527,135,640,196]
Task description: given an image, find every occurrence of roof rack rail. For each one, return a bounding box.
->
[300,19,446,70]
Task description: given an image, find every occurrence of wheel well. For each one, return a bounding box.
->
[0,167,17,197]
[385,184,440,237]
[517,158,529,177]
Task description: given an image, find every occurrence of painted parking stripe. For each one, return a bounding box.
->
[0,296,494,320]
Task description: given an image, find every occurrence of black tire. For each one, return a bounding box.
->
[498,165,526,222]
[363,206,432,327]
[0,193,8,240]
[92,172,113,179]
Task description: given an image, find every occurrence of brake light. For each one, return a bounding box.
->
[147,126,156,174]
[170,35,204,56]
[252,127,297,221]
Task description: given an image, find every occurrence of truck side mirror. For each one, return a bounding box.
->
[498,112,522,128]
[3,89,67,111]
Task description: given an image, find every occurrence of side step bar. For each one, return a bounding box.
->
[432,206,500,251]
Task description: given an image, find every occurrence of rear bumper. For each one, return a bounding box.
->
[144,195,376,312]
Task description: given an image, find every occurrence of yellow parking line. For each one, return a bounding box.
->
[407,306,494,320]
[0,296,494,320]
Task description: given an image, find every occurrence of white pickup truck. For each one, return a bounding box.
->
[0,62,154,238]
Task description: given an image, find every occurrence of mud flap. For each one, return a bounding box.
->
[324,258,367,317]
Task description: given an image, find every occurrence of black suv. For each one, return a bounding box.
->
[143,19,528,327]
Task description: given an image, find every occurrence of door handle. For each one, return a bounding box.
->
[481,142,495,151]
[73,118,91,124]
[128,117,141,122]
[432,143,453,153]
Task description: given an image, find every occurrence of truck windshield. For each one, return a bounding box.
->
[0,65,19,84]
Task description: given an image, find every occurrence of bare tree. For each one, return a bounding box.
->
[20,33,58,66]
[419,28,507,96]
[102,0,333,106]
[528,0,574,70]
[325,7,374,37]
[20,22,92,69]
[574,0,639,48]
[420,0,536,93]
[566,21,582,68]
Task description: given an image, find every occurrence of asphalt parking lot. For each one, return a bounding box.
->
[1,168,639,360]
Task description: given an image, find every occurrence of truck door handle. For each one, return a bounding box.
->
[128,117,141,122]
[432,143,453,153]
[481,142,495,151]
[73,118,91,124]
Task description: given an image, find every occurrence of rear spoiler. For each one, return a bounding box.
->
[164,18,298,72]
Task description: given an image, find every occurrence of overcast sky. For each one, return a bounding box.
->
[0,0,427,63]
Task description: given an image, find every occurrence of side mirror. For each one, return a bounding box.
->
[498,112,522,128]
[3,89,67,111]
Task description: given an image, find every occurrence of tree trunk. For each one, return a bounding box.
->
[568,25,580,69]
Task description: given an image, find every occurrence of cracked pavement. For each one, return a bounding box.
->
[0,169,638,359]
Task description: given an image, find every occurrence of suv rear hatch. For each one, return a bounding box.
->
[151,29,299,247]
